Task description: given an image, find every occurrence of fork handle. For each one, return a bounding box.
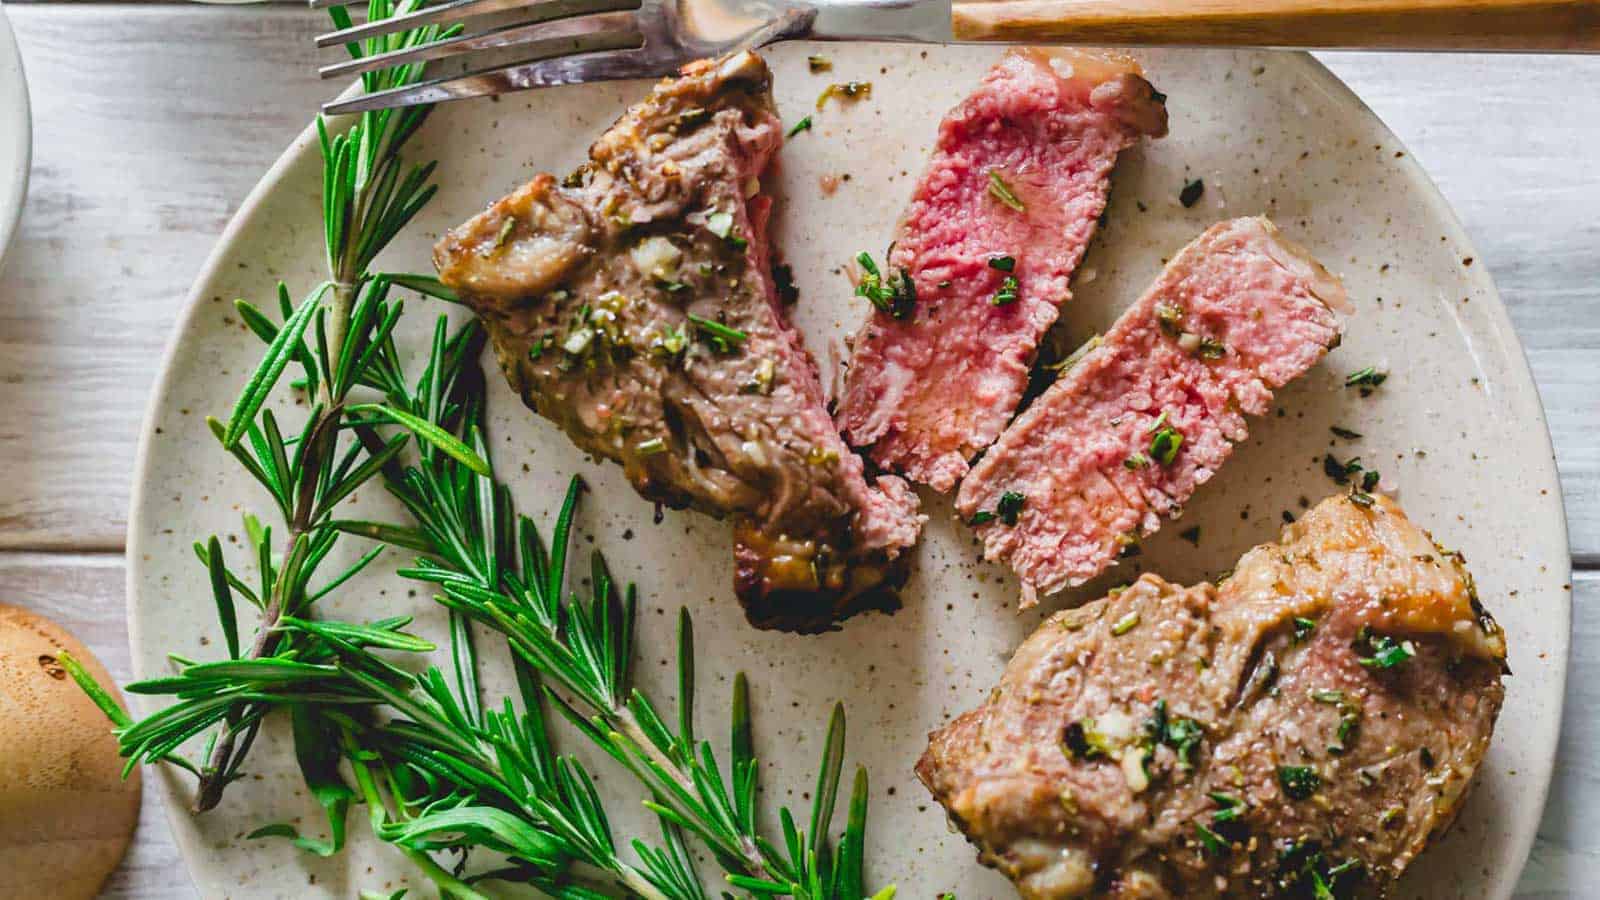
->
[951,0,1600,50]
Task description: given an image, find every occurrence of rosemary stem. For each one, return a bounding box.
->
[196,289,352,811]
[400,845,493,900]
[612,706,774,883]
[324,279,359,409]
[617,865,673,900]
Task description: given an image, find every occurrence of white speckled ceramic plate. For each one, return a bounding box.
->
[0,4,30,270]
[129,46,1569,899]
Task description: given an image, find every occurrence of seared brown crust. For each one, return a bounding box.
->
[918,494,1506,898]
[435,53,922,632]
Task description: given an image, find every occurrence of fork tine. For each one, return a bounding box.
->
[314,0,623,48]
[324,48,677,115]
[319,10,640,80]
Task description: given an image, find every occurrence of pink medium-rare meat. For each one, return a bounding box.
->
[837,49,1169,492]
[957,217,1348,606]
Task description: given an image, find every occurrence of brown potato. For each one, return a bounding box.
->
[0,603,140,899]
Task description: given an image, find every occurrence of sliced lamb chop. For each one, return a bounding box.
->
[837,48,1169,492]
[434,52,922,633]
[918,493,1507,899]
[958,217,1347,606]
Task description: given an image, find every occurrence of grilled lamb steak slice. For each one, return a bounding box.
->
[837,49,1168,492]
[958,217,1346,606]
[918,493,1508,899]
[434,52,922,633]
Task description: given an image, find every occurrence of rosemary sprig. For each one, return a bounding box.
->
[182,0,463,811]
[74,315,888,898]
[64,2,894,896]
[358,398,885,898]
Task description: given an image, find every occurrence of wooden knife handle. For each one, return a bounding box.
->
[951,0,1600,50]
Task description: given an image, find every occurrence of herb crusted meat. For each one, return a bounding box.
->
[435,52,922,633]
[958,217,1347,606]
[917,493,1507,899]
[837,49,1168,492]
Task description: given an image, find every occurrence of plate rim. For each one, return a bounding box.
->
[124,48,1572,897]
[0,4,32,270]
[1290,55,1573,891]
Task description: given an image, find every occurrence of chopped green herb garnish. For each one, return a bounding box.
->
[1353,627,1415,669]
[854,251,916,319]
[991,275,1019,306]
[1311,688,1344,704]
[1195,822,1229,857]
[1361,469,1380,492]
[1345,366,1388,388]
[1208,791,1245,823]
[1179,178,1205,208]
[1330,425,1363,440]
[652,321,691,357]
[1348,487,1376,508]
[1111,611,1141,636]
[785,115,813,138]
[987,170,1026,212]
[968,510,996,526]
[1332,707,1360,754]
[1124,452,1151,470]
[1197,336,1227,359]
[487,215,517,254]
[636,437,668,456]
[1293,616,1317,642]
[1150,426,1184,466]
[816,81,872,110]
[527,334,551,361]
[807,55,832,73]
[1162,713,1204,770]
[1277,765,1320,800]
[687,313,747,353]
[1345,366,1388,396]
[997,490,1026,525]
[988,255,1016,272]
[1379,806,1404,828]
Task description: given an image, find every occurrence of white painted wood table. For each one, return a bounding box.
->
[0,3,1595,897]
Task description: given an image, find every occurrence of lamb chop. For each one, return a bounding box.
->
[434,52,922,633]
[837,48,1168,492]
[918,492,1507,899]
[958,217,1347,606]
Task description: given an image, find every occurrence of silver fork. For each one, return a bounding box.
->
[313,0,1598,115]
[314,0,946,114]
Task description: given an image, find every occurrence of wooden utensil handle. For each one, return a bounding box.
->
[951,0,1600,50]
